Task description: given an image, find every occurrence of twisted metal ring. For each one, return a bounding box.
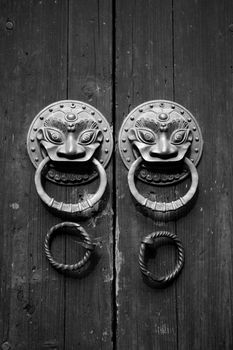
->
[139,231,184,288]
[44,222,95,272]
[35,157,107,219]
[128,156,198,221]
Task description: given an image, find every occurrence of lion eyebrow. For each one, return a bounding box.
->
[167,119,189,133]
[44,117,67,133]
[135,117,160,132]
[77,119,98,131]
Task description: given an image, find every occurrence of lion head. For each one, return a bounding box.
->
[36,111,103,162]
[128,112,193,163]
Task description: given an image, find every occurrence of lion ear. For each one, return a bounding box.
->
[96,129,103,143]
[187,129,193,142]
[128,128,137,141]
[36,129,44,141]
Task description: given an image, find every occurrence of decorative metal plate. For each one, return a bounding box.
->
[118,100,203,186]
[27,100,113,185]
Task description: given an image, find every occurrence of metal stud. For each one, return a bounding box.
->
[123,148,127,152]
[106,138,109,142]
[127,157,131,162]
[105,149,108,153]
[98,118,102,123]
[103,127,107,132]
[130,116,135,120]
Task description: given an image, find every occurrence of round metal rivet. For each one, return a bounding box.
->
[82,105,86,109]
[171,105,175,109]
[150,104,153,108]
[195,148,199,153]
[103,127,107,132]
[191,158,194,162]
[158,113,169,121]
[187,118,191,122]
[71,104,75,108]
[100,159,104,164]
[30,138,34,142]
[122,138,126,143]
[127,157,131,162]
[106,138,109,142]
[180,110,184,114]
[124,128,128,132]
[195,137,199,141]
[49,109,53,112]
[98,118,102,123]
[31,147,35,152]
[123,148,127,152]
[105,149,108,153]
[160,103,164,107]
[130,116,135,120]
[91,111,95,115]
[33,127,37,131]
[139,109,143,113]
[6,21,14,30]
[35,157,39,162]
[60,105,64,108]
[40,116,44,120]
[193,126,196,131]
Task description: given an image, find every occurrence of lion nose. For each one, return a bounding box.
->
[57,134,86,159]
[149,134,178,159]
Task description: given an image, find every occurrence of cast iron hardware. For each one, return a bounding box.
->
[27,100,113,218]
[118,99,203,219]
[119,100,203,287]
[139,231,185,288]
[44,222,95,273]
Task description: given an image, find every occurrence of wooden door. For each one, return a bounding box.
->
[0,1,232,349]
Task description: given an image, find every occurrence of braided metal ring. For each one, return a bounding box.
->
[139,231,184,288]
[44,222,95,273]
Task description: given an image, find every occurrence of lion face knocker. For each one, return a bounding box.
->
[37,112,103,163]
[128,113,193,163]
[119,100,203,221]
[27,100,113,219]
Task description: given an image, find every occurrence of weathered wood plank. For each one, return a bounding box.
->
[64,1,114,348]
[115,1,178,349]
[174,1,233,349]
[0,1,68,349]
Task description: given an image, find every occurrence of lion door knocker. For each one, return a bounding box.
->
[27,100,113,274]
[118,100,203,288]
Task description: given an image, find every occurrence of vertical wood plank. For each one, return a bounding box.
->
[0,1,68,349]
[115,1,178,349]
[174,1,233,349]
[64,1,113,348]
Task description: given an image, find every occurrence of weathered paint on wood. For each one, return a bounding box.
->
[0,0,233,349]
[115,1,179,349]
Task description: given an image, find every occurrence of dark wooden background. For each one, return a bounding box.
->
[0,0,233,349]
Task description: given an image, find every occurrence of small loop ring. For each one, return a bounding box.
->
[139,231,184,288]
[44,222,95,272]
[128,156,198,221]
[35,157,107,219]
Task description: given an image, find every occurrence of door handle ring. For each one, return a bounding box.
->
[35,156,107,219]
[128,156,198,221]
[139,231,185,288]
[44,222,95,273]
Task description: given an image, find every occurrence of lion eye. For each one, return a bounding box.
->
[171,129,188,144]
[79,130,96,144]
[137,129,156,144]
[45,128,64,144]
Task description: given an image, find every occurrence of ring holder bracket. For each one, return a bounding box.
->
[139,231,185,288]
[27,100,113,186]
[118,100,203,186]
[44,222,95,273]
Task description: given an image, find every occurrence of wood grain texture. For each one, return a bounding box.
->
[115,1,179,349]
[174,1,233,349]
[0,1,68,349]
[64,1,114,349]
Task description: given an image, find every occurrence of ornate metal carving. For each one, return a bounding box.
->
[27,100,113,218]
[118,100,203,186]
[27,100,113,186]
[139,231,185,288]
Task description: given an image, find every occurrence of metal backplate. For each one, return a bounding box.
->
[118,100,203,186]
[27,100,113,185]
